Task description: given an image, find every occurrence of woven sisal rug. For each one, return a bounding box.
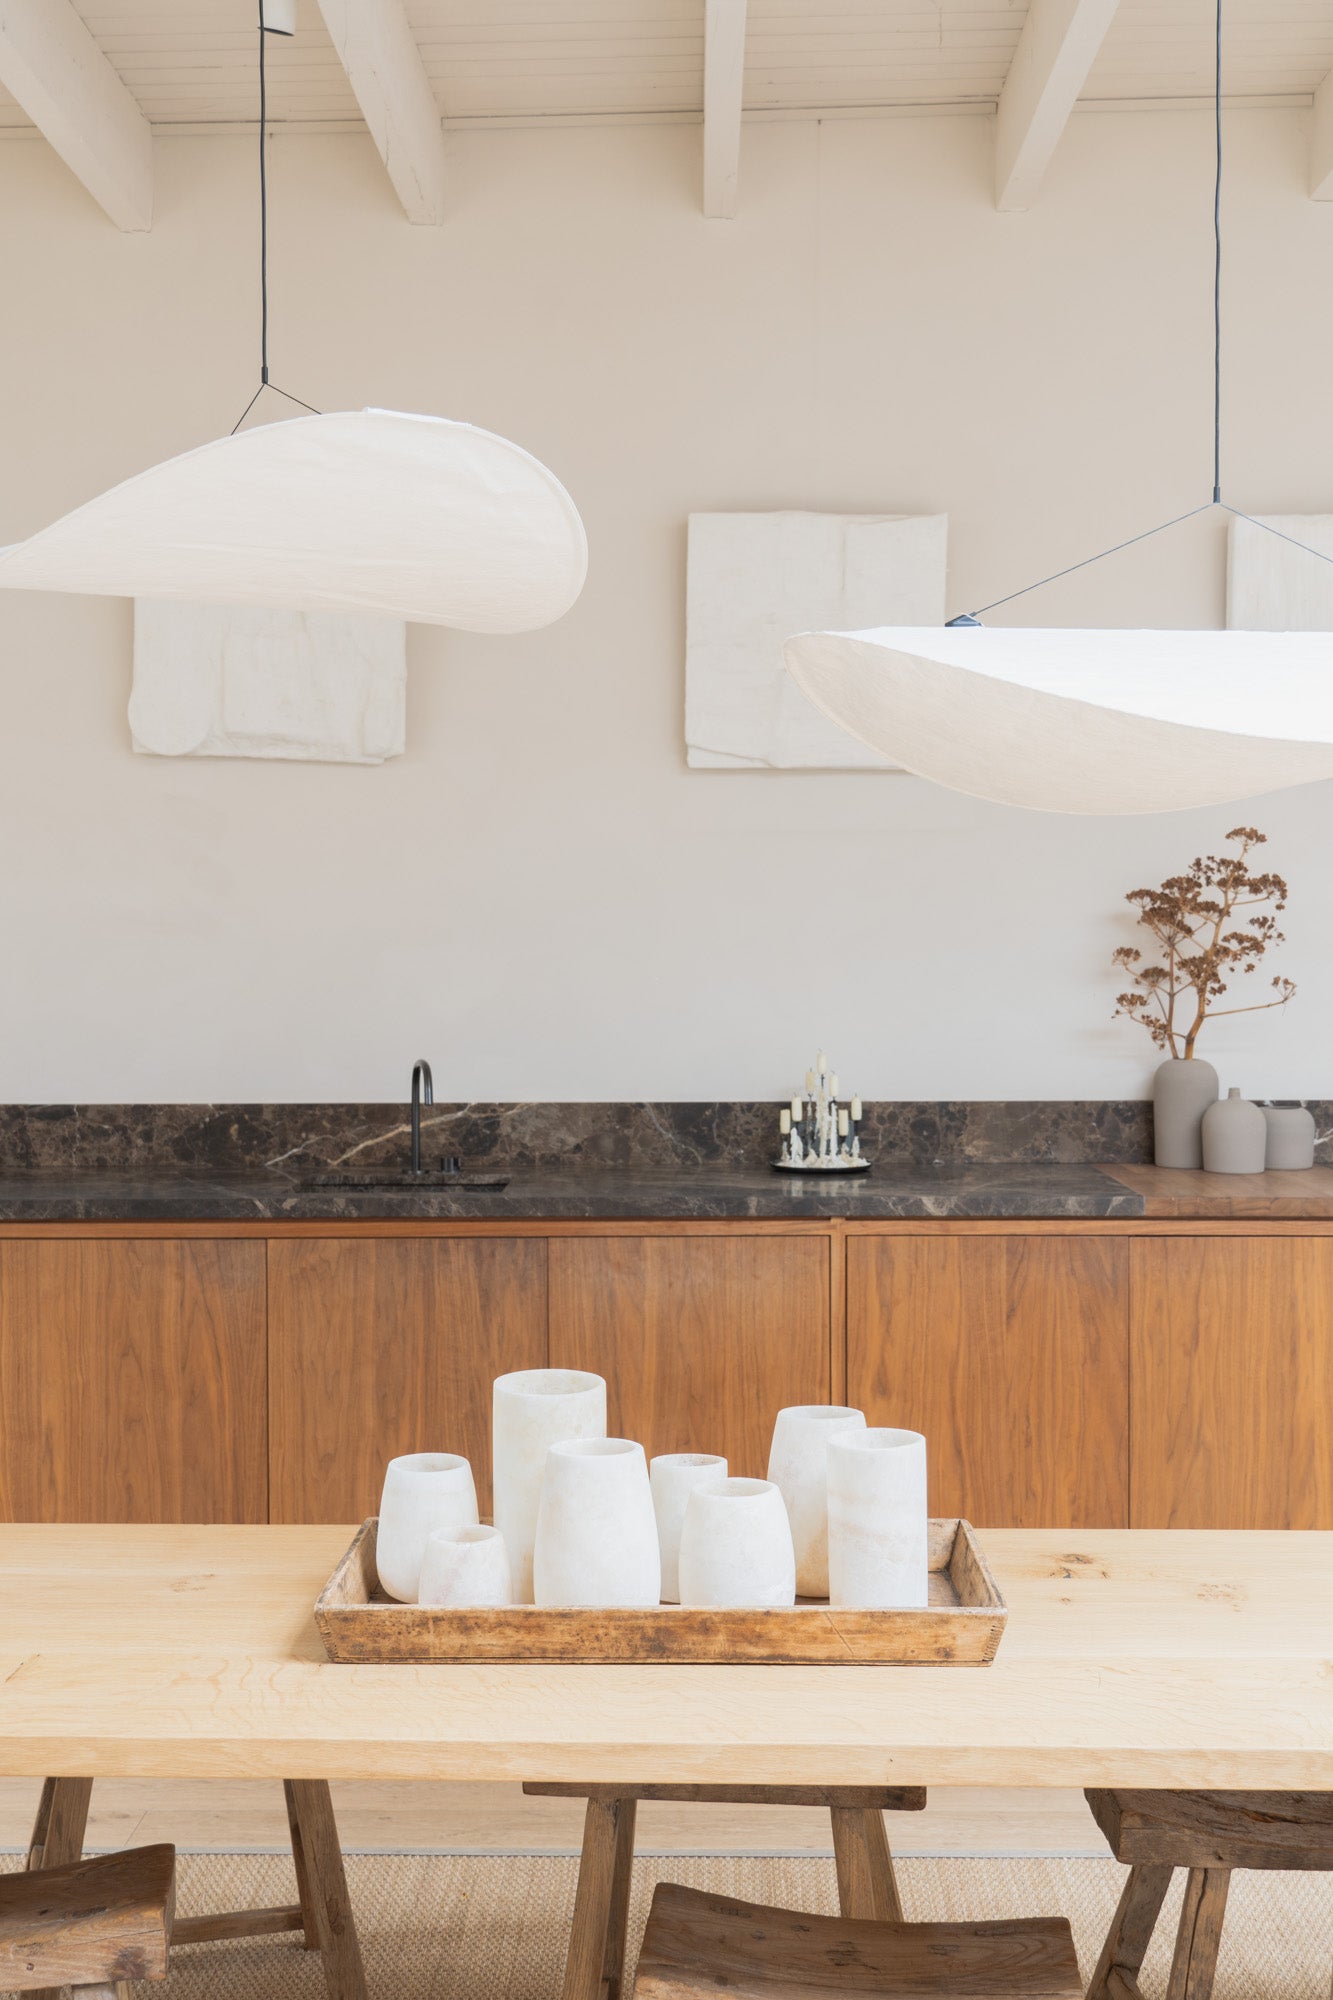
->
[5,1852,1332,1997]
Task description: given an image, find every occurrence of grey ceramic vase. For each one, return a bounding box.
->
[1262,1102,1316,1170]
[1201,1088,1267,1174]
[1152,1057,1218,1168]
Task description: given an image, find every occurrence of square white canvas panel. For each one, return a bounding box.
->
[130,600,406,764]
[1227,514,1333,630]
[685,511,947,769]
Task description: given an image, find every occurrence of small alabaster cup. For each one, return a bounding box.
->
[677,1476,796,1609]
[827,1428,928,1609]
[767,1405,867,1597]
[418,1524,513,1608]
[493,1368,607,1604]
[650,1453,728,1604]
[533,1437,662,1608]
[376,1452,479,1604]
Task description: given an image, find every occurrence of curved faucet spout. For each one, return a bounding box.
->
[411,1058,434,1177]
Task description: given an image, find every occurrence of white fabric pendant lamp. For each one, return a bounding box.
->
[0,410,586,633]
[0,5,586,639]
[783,626,1333,816]
[784,0,1333,817]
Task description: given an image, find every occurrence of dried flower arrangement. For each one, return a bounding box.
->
[1113,827,1295,1059]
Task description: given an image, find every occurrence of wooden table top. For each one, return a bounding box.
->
[1104,1162,1333,1218]
[0,1526,1329,1789]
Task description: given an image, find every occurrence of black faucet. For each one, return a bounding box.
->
[410,1059,434,1176]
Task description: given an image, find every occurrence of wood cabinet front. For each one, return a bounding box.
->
[1130,1235,1333,1528]
[268,1237,547,1522]
[548,1234,831,1477]
[0,1238,266,1523]
[847,1232,1130,1528]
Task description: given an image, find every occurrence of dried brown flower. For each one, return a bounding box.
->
[1111,827,1295,1058]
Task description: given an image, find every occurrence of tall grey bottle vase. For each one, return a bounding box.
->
[1152,1056,1218,1168]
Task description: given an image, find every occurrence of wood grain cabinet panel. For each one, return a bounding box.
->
[268,1237,547,1522]
[847,1233,1129,1528]
[0,1239,266,1523]
[548,1236,830,1477]
[1130,1236,1333,1528]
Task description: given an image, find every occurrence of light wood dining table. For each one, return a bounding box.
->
[0,1524,1329,1789]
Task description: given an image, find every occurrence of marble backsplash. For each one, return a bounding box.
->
[0,1099,1326,1177]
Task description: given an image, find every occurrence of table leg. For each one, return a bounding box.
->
[283,1780,369,2000]
[563,1795,636,2000]
[1165,1868,1231,2000]
[1086,1864,1173,2000]
[830,1806,903,1922]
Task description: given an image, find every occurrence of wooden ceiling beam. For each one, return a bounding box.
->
[994,0,1120,212]
[312,0,447,224]
[0,0,152,230]
[703,0,747,219]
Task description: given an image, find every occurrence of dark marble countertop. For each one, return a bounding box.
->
[0,1164,1146,1222]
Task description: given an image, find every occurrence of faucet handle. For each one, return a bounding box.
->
[440,1154,462,1178]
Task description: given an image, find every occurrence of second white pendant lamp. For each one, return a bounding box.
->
[784,0,1333,816]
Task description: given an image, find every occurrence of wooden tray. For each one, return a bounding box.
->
[315,1517,1006,1665]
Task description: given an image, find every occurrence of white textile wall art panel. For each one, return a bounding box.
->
[130,600,406,764]
[684,511,947,769]
[1227,514,1333,631]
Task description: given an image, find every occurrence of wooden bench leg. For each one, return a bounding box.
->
[1165,1868,1231,2000]
[563,1795,638,2000]
[1086,1863,1173,2000]
[284,1780,369,2000]
[830,1806,903,1922]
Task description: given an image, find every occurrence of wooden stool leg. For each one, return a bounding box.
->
[1086,1863,1173,2000]
[284,1778,325,1951]
[830,1806,903,1922]
[283,1779,369,2000]
[1165,1868,1231,2000]
[563,1796,636,2000]
[27,1777,96,2000]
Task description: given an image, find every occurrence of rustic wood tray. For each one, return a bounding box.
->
[315,1517,1006,1665]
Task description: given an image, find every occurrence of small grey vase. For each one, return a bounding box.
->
[1152,1056,1218,1168]
[1201,1088,1267,1174]
[1262,1102,1316,1170]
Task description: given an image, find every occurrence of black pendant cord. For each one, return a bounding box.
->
[947,0,1333,625]
[230,1,320,434]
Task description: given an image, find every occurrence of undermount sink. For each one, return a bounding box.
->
[303,1170,510,1192]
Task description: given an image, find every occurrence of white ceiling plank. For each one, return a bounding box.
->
[312,0,447,222]
[1311,65,1333,198]
[995,0,1120,211]
[703,0,746,217]
[0,0,152,228]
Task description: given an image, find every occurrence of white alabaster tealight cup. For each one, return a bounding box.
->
[493,1368,607,1604]
[376,1452,479,1604]
[677,1476,796,1609]
[650,1452,728,1604]
[827,1428,928,1609]
[767,1404,867,1597]
[533,1437,662,1608]
[418,1524,513,1608]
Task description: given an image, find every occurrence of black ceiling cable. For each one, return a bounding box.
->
[947,0,1333,626]
[230,0,321,434]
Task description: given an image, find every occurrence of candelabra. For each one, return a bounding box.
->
[773,1053,871,1175]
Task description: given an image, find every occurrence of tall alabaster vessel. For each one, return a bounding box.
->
[650,1452,727,1603]
[767,1405,866,1596]
[493,1368,606,1603]
[376,1452,479,1603]
[827,1429,928,1609]
[677,1477,796,1608]
[533,1438,662,1608]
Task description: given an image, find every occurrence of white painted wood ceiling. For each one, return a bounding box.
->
[2,0,1332,133]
